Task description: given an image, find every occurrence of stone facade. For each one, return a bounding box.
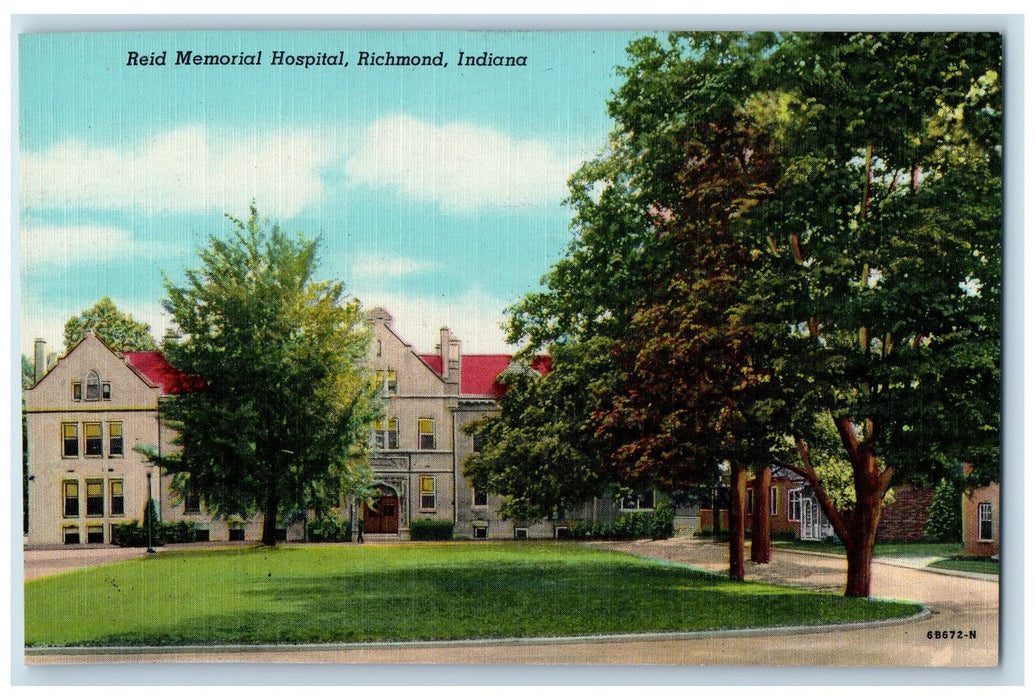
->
[366,308,558,540]
[23,333,263,547]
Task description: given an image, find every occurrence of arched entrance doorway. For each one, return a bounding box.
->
[363,484,400,534]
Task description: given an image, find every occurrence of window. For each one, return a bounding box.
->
[62,422,79,457]
[978,502,994,541]
[86,479,104,517]
[419,475,436,510]
[72,381,82,401]
[787,489,803,522]
[472,431,485,453]
[63,480,79,517]
[85,371,101,400]
[87,524,104,544]
[418,418,436,450]
[109,480,124,516]
[376,339,382,357]
[101,382,111,400]
[374,369,398,394]
[473,525,488,539]
[63,525,80,545]
[514,527,528,540]
[184,490,201,514]
[371,417,400,450]
[770,486,779,516]
[84,422,103,457]
[473,488,488,507]
[108,422,123,456]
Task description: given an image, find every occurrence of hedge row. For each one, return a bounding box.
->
[568,502,675,541]
[111,520,197,547]
[410,518,455,541]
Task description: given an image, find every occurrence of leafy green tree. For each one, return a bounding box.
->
[155,206,380,546]
[479,32,1000,597]
[64,296,158,352]
[751,32,1001,595]
[463,340,618,521]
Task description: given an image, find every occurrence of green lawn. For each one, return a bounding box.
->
[25,542,921,647]
[928,557,999,575]
[773,540,964,558]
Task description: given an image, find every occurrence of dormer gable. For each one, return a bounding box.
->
[368,309,449,394]
[25,333,161,411]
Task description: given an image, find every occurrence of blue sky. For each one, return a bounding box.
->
[18,30,648,357]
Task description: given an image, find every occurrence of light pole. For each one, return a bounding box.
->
[146,470,156,553]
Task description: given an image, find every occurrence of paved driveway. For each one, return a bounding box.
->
[22,538,998,666]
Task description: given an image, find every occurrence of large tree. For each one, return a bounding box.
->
[479,32,1001,597]
[64,296,158,352]
[156,206,379,545]
[463,339,619,522]
[751,32,1002,595]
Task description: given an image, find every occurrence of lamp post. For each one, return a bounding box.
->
[146,470,156,553]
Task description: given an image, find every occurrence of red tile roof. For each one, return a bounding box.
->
[123,352,205,395]
[420,354,444,375]
[461,354,514,397]
[419,352,550,398]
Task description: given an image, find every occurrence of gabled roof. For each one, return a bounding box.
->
[460,354,513,397]
[419,352,550,398]
[420,354,444,376]
[123,352,205,395]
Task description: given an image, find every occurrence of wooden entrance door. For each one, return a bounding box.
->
[363,489,400,534]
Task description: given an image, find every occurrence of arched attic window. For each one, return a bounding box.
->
[85,371,101,401]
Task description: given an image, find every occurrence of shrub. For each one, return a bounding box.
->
[111,520,153,548]
[409,518,454,541]
[925,478,963,543]
[568,507,675,541]
[307,517,352,543]
[111,519,196,547]
[163,520,197,544]
[649,501,675,540]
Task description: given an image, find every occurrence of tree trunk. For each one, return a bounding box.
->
[728,463,746,581]
[785,424,893,598]
[751,465,772,564]
[843,472,886,597]
[262,491,280,546]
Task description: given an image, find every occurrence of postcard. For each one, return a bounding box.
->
[15,21,1012,681]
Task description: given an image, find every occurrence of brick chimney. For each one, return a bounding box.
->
[33,338,46,384]
[439,326,461,395]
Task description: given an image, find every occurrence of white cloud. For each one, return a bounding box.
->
[20,126,332,218]
[346,114,584,213]
[352,255,441,279]
[19,224,159,270]
[351,287,518,355]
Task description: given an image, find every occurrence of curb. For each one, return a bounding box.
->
[24,606,933,658]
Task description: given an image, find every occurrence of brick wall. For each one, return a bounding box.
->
[876,485,934,543]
